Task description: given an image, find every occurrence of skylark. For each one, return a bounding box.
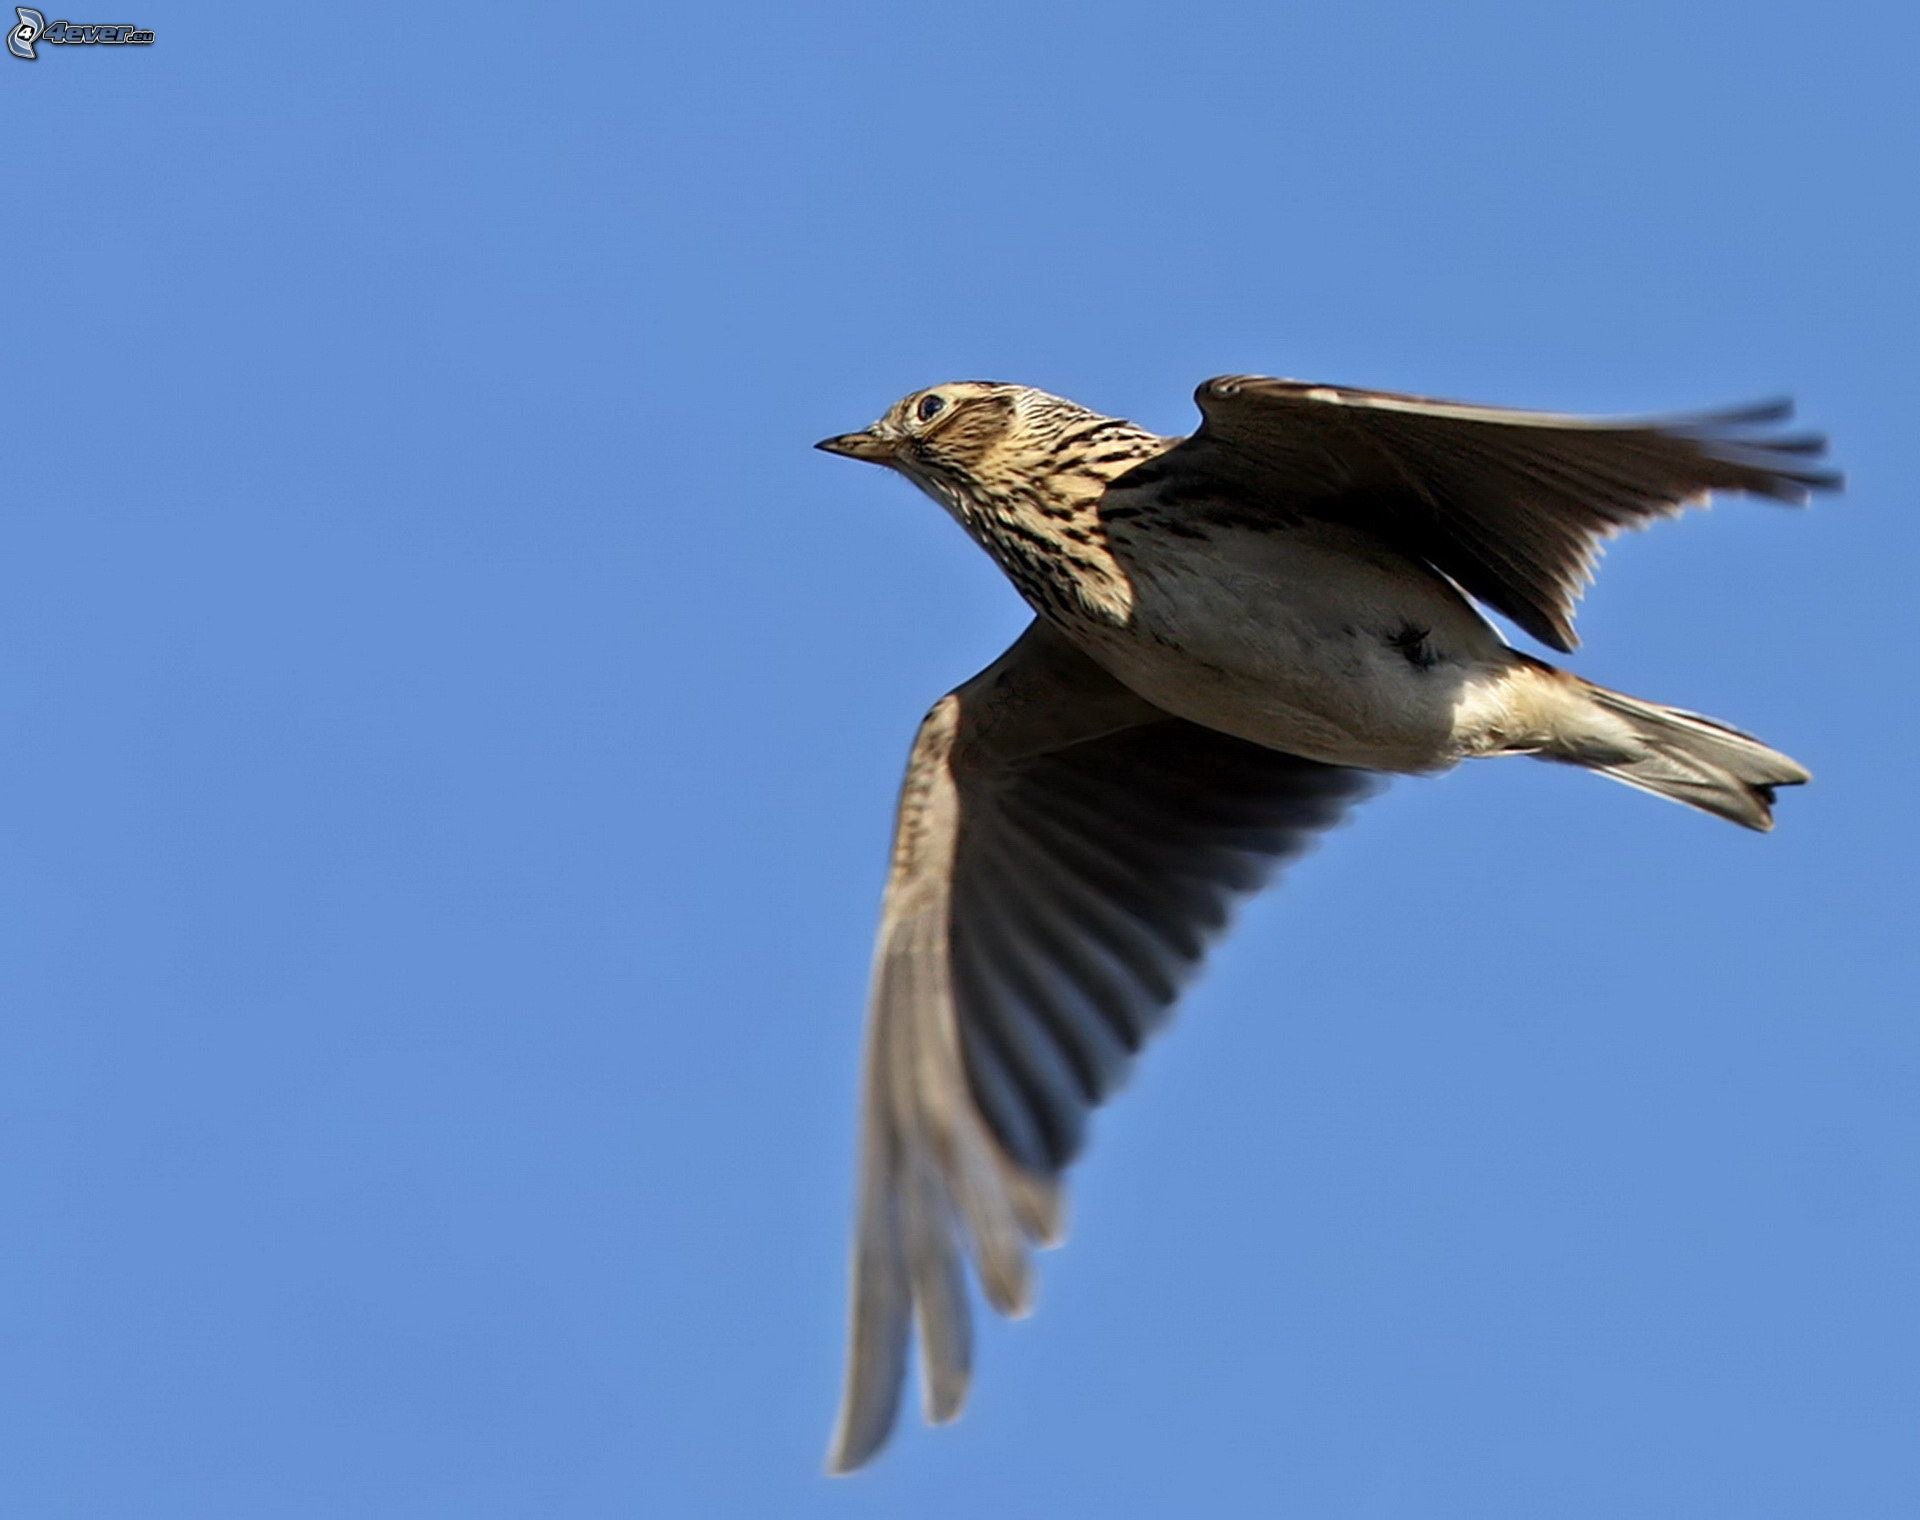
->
[814,373,1837,1471]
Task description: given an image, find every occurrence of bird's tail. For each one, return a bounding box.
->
[1545,674,1810,831]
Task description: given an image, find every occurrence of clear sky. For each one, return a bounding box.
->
[2,3,1915,1516]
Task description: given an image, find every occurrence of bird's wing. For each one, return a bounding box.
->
[1116,375,1839,652]
[828,621,1375,1473]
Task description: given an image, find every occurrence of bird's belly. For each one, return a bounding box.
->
[1068,525,1510,772]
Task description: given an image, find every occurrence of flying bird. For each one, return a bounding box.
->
[814,373,1837,1471]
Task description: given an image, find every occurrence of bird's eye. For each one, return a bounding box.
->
[916,393,946,423]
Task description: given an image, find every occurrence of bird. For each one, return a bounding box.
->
[812,373,1838,1472]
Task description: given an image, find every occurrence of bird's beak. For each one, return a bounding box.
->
[815,427,896,464]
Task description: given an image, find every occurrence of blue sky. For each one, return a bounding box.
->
[2,3,1915,1515]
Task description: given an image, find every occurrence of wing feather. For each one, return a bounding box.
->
[827,623,1375,1472]
[1124,375,1840,650]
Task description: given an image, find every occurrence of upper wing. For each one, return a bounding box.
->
[1116,375,1840,651]
[828,621,1376,1473]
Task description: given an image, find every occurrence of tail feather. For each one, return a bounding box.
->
[1566,681,1809,831]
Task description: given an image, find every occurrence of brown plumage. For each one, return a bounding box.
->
[814,374,1838,1471]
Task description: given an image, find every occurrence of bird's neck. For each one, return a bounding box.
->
[951,420,1173,626]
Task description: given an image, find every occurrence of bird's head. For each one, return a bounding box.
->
[817,382,1124,515]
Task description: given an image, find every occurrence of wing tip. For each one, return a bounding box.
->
[1710,394,1795,427]
[823,1447,865,1478]
[924,1374,971,1426]
[824,1399,893,1476]
[1675,398,1845,496]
